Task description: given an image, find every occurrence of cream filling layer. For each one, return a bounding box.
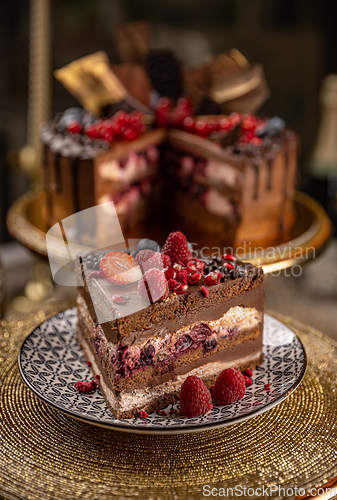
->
[78,328,261,415]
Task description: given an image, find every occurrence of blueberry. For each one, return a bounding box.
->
[58,108,84,129]
[136,238,161,253]
[256,116,285,138]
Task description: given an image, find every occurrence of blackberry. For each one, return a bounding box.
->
[145,48,183,102]
[195,95,222,116]
[83,253,103,271]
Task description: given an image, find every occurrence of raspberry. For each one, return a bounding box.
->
[136,249,171,273]
[162,231,192,265]
[160,253,171,268]
[74,380,97,394]
[211,368,246,405]
[176,269,188,284]
[138,268,169,304]
[179,375,213,417]
[67,120,82,134]
[167,278,178,290]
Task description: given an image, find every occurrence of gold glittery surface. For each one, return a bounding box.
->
[0,301,337,500]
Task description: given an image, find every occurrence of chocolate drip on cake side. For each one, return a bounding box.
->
[70,155,81,213]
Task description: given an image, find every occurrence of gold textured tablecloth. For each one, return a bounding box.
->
[1,300,337,500]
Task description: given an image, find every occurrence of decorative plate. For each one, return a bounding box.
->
[18,308,306,435]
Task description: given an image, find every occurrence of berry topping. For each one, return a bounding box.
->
[74,380,97,394]
[200,286,209,298]
[176,269,188,284]
[173,282,188,294]
[100,251,142,286]
[168,278,178,290]
[204,271,222,286]
[111,294,127,304]
[136,249,170,273]
[123,128,138,141]
[211,368,246,405]
[179,375,213,417]
[222,262,234,271]
[66,120,82,134]
[164,267,177,280]
[187,271,202,285]
[138,268,169,304]
[244,376,253,387]
[162,231,193,265]
[85,123,101,139]
[222,253,237,262]
[139,410,149,419]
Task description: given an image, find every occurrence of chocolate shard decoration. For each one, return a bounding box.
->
[54,52,128,116]
[186,49,270,115]
[115,20,153,63]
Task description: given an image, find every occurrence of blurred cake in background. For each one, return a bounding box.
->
[41,46,298,249]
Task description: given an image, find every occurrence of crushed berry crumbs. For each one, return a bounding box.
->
[264,384,271,390]
[87,361,92,367]
[139,410,149,419]
[244,368,253,377]
[74,380,97,394]
[244,376,252,387]
[95,374,100,380]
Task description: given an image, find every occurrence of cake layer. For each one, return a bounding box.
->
[80,258,263,346]
[77,323,263,419]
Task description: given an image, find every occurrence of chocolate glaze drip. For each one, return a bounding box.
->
[54,152,61,192]
[266,158,273,190]
[70,156,80,213]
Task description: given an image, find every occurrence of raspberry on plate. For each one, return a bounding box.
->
[179,375,213,417]
[211,368,246,405]
[162,231,192,265]
[138,268,169,304]
[100,251,142,285]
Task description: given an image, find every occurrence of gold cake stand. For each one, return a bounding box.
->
[1,301,337,500]
[6,188,332,273]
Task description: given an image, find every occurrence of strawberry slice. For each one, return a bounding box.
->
[100,251,142,285]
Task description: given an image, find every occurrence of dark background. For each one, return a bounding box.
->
[1,0,337,243]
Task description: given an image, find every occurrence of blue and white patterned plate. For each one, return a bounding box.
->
[18,308,306,435]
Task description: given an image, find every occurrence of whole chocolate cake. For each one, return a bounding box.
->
[41,49,298,250]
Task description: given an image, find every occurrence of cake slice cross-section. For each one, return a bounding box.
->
[77,243,264,419]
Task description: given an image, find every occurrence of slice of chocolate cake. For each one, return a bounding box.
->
[77,232,264,419]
